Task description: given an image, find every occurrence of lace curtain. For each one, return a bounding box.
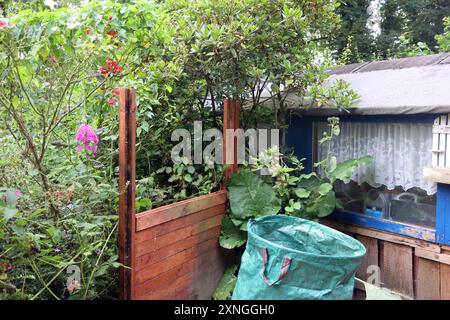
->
[316,122,437,195]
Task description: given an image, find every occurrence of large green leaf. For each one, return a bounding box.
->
[228,169,281,219]
[317,190,337,218]
[219,216,247,249]
[213,265,238,300]
[3,207,18,221]
[330,156,372,182]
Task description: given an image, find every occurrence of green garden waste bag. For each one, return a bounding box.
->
[232,215,366,300]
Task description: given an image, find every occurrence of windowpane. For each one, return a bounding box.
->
[315,121,437,229]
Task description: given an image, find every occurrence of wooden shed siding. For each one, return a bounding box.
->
[323,219,450,300]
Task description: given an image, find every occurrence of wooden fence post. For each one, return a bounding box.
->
[223,99,240,186]
[118,88,137,300]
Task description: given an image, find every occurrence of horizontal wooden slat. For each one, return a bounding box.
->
[135,226,221,270]
[137,255,225,300]
[415,247,450,265]
[136,190,227,231]
[322,220,441,253]
[423,166,450,184]
[135,237,220,285]
[134,239,223,295]
[135,214,223,258]
[135,203,226,244]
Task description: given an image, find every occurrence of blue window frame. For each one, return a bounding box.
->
[286,113,450,244]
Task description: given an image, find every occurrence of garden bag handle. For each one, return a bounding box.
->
[260,247,291,286]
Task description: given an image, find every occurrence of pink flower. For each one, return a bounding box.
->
[75,124,99,157]
[0,20,9,29]
[15,190,22,197]
[112,89,120,95]
[107,98,117,105]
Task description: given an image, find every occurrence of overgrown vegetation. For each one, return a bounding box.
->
[215,119,371,299]
[0,0,358,300]
[219,118,372,250]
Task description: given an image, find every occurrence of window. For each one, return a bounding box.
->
[314,121,437,229]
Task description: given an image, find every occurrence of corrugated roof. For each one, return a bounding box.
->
[328,53,450,75]
[286,53,450,116]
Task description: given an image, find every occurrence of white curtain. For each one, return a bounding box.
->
[316,122,437,195]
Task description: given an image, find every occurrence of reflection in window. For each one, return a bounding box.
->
[315,121,437,229]
[333,180,436,229]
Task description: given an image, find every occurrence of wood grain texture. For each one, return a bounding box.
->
[135,203,226,244]
[122,99,240,300]
[322,220,440,252]
[415,257,440,300]
[136,190,227,231]
[440,263,450,299]
[118,88,137,300]
[135,215,223,258]
[356,235,379,281]
[135,225,221,270]
[134,239,224,298]
[423,166,450,184]
[415,247,450,265]
[382,242,414,298]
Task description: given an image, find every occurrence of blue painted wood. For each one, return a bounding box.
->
[330,210,436,242]
[286,117,313,173]
[436,183,450,245]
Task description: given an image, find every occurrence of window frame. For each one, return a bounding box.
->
[286,113,450,244]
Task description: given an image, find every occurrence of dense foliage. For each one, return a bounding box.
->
[219,118,372,250]
[334,0,450,62]
[0,0,357,300]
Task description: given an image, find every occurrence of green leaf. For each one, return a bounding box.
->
[141,121,149,132]
[3,207,18,221]
[187,166,195,174]
[219,216,247,249]
[228,169,281,220]
[46,226,62,244]
[5,190,18,207]
[317,190,337,218]
[330,156,372,181]
[213,265,238,300]
[318,183,332,196]
[294,188,310,198]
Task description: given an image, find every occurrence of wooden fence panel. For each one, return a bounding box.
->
[414,257,441,300]
[118,93,240,299]
[356,235,378,282]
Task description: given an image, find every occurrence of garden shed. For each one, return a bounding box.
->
[286,53,450,299]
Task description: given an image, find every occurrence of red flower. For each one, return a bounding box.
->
[108,16,113,21]
[100,86,105,90]
[107,31,117,37]
[85,28,92,35]
[112,88,120,95]
[98,60,122,76]
[0,20,9,29]
[99,66,108,75]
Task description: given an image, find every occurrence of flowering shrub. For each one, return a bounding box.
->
[99,60,123,76]
[75,124,99,157]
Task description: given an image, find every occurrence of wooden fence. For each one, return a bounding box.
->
[118,89,239,300]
